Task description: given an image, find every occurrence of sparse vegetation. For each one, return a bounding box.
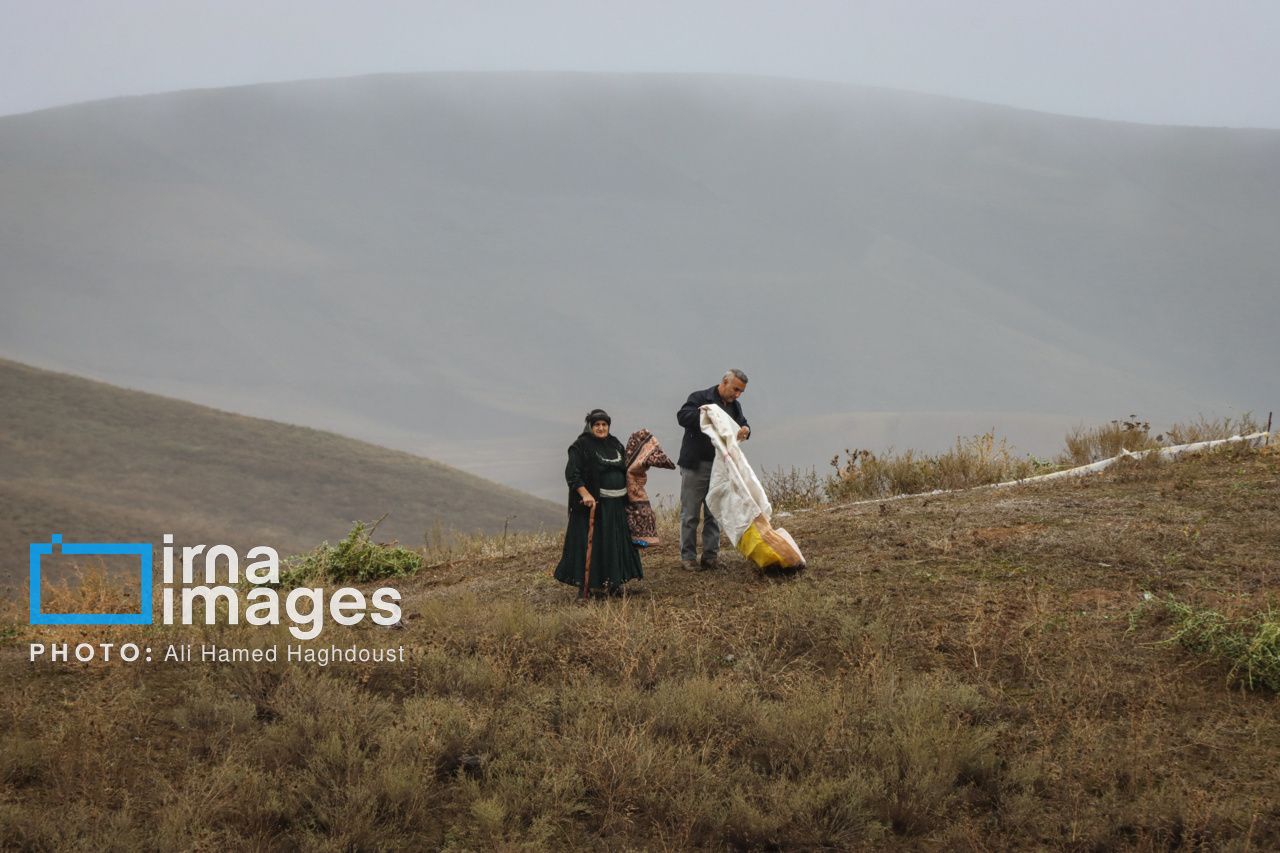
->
[761,415,1269,510]
[760,465,825,511]
[760,434,1032,510]
[422,519,563,566]
[35,560,142,616]
[1164,412,1264,446]
[2,423,1277,850]
[1060,412,1263,467]
[1138,595,1280,691]
[274,517,426,589]
[269,518,567,590]
[824,430,1041,503]
[1059,415,1162,466]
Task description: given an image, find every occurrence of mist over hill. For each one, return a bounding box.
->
[0,359,564,587]
[1,72,1276,498]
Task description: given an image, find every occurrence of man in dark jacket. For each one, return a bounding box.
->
[676,369,750,570]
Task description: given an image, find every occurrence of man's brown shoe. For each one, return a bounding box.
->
[700,557,725,571]
[681,559,702,572]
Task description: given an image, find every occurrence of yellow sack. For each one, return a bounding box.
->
[737,513,806,569]
[699,405,807,569]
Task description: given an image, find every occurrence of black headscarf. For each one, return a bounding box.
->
[567,409,625,513]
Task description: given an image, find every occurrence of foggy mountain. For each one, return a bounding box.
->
[2,72,1276,499]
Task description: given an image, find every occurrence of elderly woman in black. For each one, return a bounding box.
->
[554,409,644,595]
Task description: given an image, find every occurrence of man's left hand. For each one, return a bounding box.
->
[736,426,750,441]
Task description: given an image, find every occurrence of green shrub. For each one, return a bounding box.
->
[276,518,423,588]
[1151,597,1280,691]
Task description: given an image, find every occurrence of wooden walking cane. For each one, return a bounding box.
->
[580,502,597,600]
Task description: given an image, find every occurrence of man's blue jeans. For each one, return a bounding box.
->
[679,460,720,562]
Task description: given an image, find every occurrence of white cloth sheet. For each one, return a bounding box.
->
[699,404,772,547]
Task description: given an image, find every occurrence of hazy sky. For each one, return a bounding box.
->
[2,0,1277,128]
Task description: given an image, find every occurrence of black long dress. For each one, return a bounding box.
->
[554,434,644,592]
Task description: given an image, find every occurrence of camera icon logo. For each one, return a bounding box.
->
[29,535,153,625]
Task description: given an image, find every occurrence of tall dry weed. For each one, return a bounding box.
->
[1059,412,1263,467]
[37,560,141,615]
[1164,412,1262,446]
[1060,416,1162,466]
[826,430,1038,502]
[761,465,825,510]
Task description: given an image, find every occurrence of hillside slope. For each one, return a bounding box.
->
[3,437,1277,849]
[1,73,1276,495]
[0,358,563,586]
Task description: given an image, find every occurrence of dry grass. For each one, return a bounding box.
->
[1164,413,1265,447]
[1059,416,1162,466]
[822,430,1043,504]
[768,415,1270,511]
[421,519,564,567]
[1060,413,1264,467]
[36,561,142,616]
[759,466,825,511]
[2,439,1279,851]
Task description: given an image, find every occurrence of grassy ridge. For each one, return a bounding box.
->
[0,358,564,587]
[760,416,1267,508]
[2,437,1277,850]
